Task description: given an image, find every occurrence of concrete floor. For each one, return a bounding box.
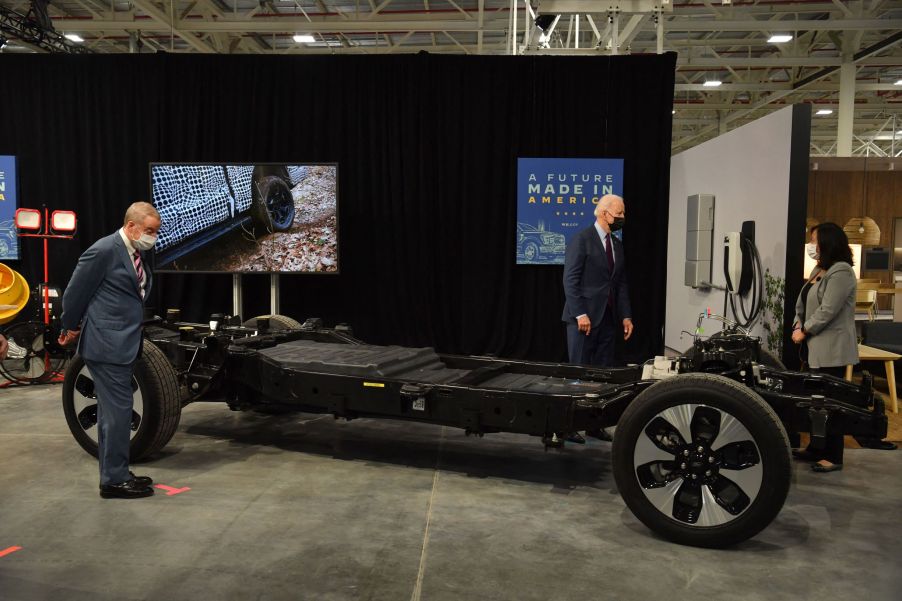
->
[1,384,900,601]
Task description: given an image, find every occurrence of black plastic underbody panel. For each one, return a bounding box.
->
[257,340,617,395]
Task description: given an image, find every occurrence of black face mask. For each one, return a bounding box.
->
[609,216,625,232]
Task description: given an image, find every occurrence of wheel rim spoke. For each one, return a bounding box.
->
[635,423,682,466]
[71,365,144,442]
[657,404,696,446]
[710,412,753,451]
[671,480,703,523]
[699,483,745,525]
[718,462,763,503]
[641,479,683,516]
[690,406,721,445]
[707,474,754,515]
[717,440,761,470]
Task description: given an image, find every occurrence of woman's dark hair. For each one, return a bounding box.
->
[813,222,854,269]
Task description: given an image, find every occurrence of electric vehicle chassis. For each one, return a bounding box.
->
[62,311,887,548]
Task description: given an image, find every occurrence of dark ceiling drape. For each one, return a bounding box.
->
[0,52,675,363]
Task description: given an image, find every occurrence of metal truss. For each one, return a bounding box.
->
[0,3,92,53]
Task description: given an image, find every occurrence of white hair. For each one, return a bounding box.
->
[594,194,624,217]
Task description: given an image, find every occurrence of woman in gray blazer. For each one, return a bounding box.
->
[791,222,858,472]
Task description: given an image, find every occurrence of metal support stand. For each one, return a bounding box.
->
[837,59,855,157]
[270,273,280,315]
[232,273,243,318]
[655,9,664,54]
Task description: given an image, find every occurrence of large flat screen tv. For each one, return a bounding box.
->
[150,163,338,273]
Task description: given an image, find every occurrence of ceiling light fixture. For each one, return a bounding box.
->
[815,109,833,115]
[703,80,722,87]
[768,34,793,43]
[293,34,315,43]
[895,79,902,86]
[64,33,84,43]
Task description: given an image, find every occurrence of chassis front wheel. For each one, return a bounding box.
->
[62,342,182,462]
[612,373,790,548]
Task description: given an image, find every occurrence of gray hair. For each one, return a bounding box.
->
[123,202,160,226]
[594,194,624,217]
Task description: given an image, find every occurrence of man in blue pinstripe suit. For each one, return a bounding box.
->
[60,202,160,499]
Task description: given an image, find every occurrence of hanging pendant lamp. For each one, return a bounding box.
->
[843,157,881,246]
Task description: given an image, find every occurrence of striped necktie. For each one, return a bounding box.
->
[133,251,145,298]
[604,235,614,309]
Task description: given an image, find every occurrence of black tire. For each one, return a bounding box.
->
[62,341,181,462]
[251,175,296,233]
[612,373,791,548]
[242,314,303,331]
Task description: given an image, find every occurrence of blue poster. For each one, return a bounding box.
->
[516,157,623,265]
[0,155,19,261]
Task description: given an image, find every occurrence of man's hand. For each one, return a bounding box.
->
[623,318,634,341]
[58,329,81,348]
[577,315,592,336]
[0,334,7,361]
[791,329,806,344]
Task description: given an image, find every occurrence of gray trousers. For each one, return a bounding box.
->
[84,360,136,486]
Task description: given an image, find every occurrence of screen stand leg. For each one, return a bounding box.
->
[270,273,280,315]
[232,273,243,319]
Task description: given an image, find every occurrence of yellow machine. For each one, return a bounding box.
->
[0,263,30,325]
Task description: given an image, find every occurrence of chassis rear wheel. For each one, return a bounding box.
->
[62,341,181,461]
[242,314,303,330]
[612,373,790,548]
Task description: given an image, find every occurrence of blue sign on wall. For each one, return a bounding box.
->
[516,157,623,265]
[0,155,19,261]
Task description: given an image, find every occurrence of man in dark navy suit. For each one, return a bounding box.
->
[562,194,633,368]
[60,202,160,499]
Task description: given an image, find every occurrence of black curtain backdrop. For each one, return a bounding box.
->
[0,52,676,363]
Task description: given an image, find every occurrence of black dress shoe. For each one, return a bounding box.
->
[566,432,586,444]
[129,471,154,487]
[100,478,155,499]
[98,472,153,490]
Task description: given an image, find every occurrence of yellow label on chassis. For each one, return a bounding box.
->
[363,382,385,388]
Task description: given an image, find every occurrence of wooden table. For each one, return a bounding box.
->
[876,287,902,322]
[845,343,900,413]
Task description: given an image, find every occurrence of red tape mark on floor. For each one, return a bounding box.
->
[155,484,191,496]
[0,546,22,558]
